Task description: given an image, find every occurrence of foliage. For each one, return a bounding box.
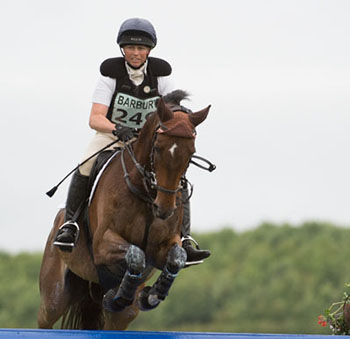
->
[1,222,350,334]
[0,252,42,328]
[318,283,350,335]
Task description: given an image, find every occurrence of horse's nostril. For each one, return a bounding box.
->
[152,203,162,218]
[152,203,175,220]
[152,203,159,212]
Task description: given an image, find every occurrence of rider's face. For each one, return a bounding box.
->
[123,45,150,68]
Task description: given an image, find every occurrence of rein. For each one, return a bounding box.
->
[46,138,121,198]
[120,117,217,206]
[190,155,216,172]
[148,127,185,196]
[120,135,192,206]
[120,144,153,205]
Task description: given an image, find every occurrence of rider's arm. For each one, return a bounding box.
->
[89,103,116,134]
[89,75,116,134]
[89,73,176,134]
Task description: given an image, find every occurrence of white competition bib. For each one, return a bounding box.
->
[111,92,159,129]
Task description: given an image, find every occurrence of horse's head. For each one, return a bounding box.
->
[150,98,210,219]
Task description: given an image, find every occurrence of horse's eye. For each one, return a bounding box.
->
[153,146,160,153]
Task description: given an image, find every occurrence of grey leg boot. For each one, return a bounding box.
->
[53,170,89,252]
[181,187,211,265]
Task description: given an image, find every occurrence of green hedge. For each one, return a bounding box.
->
[1,222,349,334]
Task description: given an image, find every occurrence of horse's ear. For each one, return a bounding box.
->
[189,105,211,127]
[157,97,173,123]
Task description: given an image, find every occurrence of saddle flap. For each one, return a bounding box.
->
[88,149,120,205]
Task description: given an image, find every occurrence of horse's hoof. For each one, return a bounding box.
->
[102,289,132,312]
[137,286,160,311]
[102,289,119,312]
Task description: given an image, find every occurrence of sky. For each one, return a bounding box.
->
[0,0,349,252]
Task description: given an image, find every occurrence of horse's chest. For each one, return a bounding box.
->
[112,213,150,246]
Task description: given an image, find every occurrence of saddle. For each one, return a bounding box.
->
[75,149,127,292]
[87,149,119,199]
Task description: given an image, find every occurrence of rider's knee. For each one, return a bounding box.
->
[79,159,95,177]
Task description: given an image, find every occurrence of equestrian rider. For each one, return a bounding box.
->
[53,18,211,264]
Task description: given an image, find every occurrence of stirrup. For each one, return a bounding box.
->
[182,235,200,248]
[181,235,204,267]
[53,221,80,250]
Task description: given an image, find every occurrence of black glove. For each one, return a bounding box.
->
[112,124,135,142]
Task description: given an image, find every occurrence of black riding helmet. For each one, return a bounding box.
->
[117,18,157,49]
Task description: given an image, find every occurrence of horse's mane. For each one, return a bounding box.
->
[163,90,190,106]
[134,90,193,159]
[141,90,191,134]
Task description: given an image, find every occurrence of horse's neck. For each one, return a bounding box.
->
[133,117,158,167]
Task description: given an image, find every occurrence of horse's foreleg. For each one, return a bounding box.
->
[102,245,146,312]
[138,244,187,311]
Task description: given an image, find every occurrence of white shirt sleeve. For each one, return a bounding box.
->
[91,75,116,106]
[157,75,176,96]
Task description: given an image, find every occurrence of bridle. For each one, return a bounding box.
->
[119,124,195,251]
[46,122,215,202]
[120,126,193,206]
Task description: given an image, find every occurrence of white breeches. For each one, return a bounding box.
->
[79,132,124,176]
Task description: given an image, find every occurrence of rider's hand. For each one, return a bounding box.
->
[112,124,135,142]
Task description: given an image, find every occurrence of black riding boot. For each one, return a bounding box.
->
[181,187,211,265]
[53,170,89,251]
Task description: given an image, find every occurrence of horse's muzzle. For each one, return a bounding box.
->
[152,203,175,220]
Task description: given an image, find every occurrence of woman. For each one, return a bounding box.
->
[54,18,210,265]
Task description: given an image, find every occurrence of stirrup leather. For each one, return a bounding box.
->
[53,221,80,248]
[181,235,204,267]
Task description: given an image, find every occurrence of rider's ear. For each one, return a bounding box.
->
[157,97,173,123]
[189,105,211,127]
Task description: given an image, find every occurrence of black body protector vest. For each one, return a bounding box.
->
[100,57,172,129]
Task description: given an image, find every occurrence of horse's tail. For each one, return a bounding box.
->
[61,272,104,330]
[163,89,190,106]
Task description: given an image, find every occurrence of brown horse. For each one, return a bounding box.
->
[38,95,210,330]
